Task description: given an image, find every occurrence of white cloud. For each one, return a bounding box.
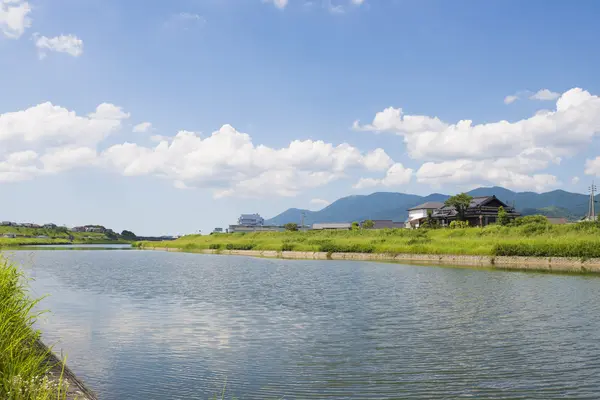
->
[504,95,518,105]
[530,89,560,101]
[0,102,129,182]
[0,0,31,39]
[355,88,600,191]
[310,198,330,208]
[585,158,600,177]
[571,176,580,185]
[353,163,413,189]
[101,124,394,198]
[351,0,365,4]
[164,12,205,30]
[133,122,152,133]
[264,0,288,9]
[35,34,84,59]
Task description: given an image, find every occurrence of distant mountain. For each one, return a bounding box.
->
[265,186,593,226]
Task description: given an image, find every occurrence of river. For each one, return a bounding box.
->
[7,249,600,399]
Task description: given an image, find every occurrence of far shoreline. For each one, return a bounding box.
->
[139,247,600,275]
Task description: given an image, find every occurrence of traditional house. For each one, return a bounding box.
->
[432,195,519,227]
[405,202,445,229]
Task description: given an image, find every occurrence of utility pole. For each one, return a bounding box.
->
[301,211,306,229]
[589,182,597,220]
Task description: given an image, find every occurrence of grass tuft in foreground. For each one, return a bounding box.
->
[0,255,69,400]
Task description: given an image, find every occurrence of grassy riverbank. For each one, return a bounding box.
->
[0,256,70,399]
[0,226,131,248]
[137,218,600,258]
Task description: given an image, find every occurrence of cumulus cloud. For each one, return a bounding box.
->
[0,0,31,39]
[585,158,600,177]
[133,122,152,133]
[353,163,413,189]
[351,0,365,4]
[572,176,580,185]
[504,95,518,105]
[264,0,288,9]
[310,198,330,208]
[0,102,129,182]
[101,124,394,197]
[355,88,600,191]
[35,34,84,59]
[530,89,560,101]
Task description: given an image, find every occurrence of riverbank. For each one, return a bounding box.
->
[143,247,600,273]
[0,255,96,400]
[136,218,600,258]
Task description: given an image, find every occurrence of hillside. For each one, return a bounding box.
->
[265,187,593,225]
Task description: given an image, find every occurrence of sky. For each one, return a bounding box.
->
[2,0,600,236]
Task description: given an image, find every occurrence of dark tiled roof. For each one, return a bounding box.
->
[407,201,445,211]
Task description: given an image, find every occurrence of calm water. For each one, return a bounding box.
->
[7,250,600,399]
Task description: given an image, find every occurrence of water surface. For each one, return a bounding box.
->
[9,250,600,399]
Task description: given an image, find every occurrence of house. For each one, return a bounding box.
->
[237,214,265,227]
[312,223,352,230]
[213,228,224,233]
[2,233,16,238]
[1,221,14,226]
[71,226,85,232]
[43,223,57,229]
[405,202,445,229]
[432,196,520,227]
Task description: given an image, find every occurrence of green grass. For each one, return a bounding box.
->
[0,255,70,400]
[0,226,130,248]
[137,220,600,259]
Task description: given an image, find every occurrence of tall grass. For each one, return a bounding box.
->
[138,219,600,258]
[0,256,69,400]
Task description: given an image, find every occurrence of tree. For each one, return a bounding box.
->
[352,221,360,230]
[362,220,375,229]
[422,210,438,229]
[121,230,137,240]
[497,206,510,226]
[444,193,473,221]
[284,223,298,231]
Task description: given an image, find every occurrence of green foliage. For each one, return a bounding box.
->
[120,230,137,240]
[497,206,510,226]
[209,244,222,250]
[283,223,298,232]
[362,220,375,229]
[449,220,470,229]
[444,193,473,221]
[493,241,600,258]
[420,210,438,229]
[319,242,374,253]
[0,256,70,399]
[510,215,550,226]
[225,243,255,250]
[351,221,360,231]
[281,243,295,251]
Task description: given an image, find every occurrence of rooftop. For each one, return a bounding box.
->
[408,201,445,211]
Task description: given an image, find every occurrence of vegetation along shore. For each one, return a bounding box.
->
[136,216,600,273]
[0,255,96,400]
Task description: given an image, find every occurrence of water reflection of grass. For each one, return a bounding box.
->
[138,220,600,259]
[0,256,72,399]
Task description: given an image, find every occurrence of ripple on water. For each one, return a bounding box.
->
[9,250,600,399]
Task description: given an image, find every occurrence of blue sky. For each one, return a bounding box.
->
[2,0,600,235]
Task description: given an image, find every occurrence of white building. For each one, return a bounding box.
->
[405,202,444,229]
[237,214,265,226]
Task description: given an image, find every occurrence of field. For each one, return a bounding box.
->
[0,255,70,399]
[137,218,600,259]
[0,226,129,248]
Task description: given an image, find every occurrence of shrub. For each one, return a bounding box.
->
[362,220,375,229]
[284,223,298,232]
[281,243,295,251]
[510,215,549,227]
[225,243,255,250]
[209,244,221,250]
[493,241,600,258]
[449,220,470,229]
[319,242,374,253]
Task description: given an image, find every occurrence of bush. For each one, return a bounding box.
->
[510,215,549,227]
[281,243,295,251]
[449,220,470,229]
[209,243,221,250]
[284,223,298,232]
[225,243,255,250]
[319,242,374,253]
[493,241,600,258]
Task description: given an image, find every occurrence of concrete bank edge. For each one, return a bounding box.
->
[145,247,600,273]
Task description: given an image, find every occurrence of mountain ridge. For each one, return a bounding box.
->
[265,186,592,226]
